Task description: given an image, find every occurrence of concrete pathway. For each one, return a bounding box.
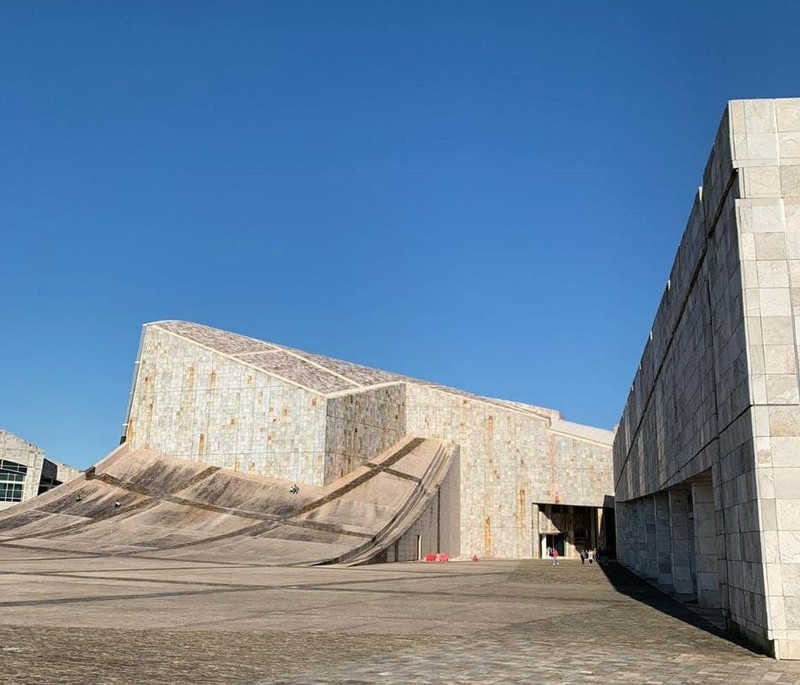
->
[1,551,799,683]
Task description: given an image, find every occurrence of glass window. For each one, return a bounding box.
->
[0,483,23,502]
[0,460,27,502]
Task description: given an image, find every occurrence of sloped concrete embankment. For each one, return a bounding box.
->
[0,437,458,565]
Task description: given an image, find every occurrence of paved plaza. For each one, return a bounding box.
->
[1,551,800,684]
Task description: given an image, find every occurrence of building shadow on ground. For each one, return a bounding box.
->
[597,560,759,654]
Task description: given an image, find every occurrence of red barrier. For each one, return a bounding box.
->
[424,554,436,562]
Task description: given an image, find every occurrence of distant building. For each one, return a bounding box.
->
[0,429,81,510]
[121,320,615,559]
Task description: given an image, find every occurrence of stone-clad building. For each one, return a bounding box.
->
[614,98,800,659]
[0,428,80,511]
[123,320,614,560]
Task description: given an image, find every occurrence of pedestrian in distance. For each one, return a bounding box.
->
[579,549,586,565]
[551,548,559,566]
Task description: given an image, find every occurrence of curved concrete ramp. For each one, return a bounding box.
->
[0,437,458,566]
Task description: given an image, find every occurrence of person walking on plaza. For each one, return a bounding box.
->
[579,549,587,565]
[551,548,559,566]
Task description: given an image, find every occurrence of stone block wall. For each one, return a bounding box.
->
[655,492,672,585]
[405,385,611,559]
[613,187,733,502]
[405,384,546,558]
[392,494,439,561]
[669,488,694,593]
[392,450,461,561]
[437,447,462,557]
[545,431,613,507]
[614,98,800,658]
[731,98,800,659]
[324,384,407,484]
[127,326,327,484]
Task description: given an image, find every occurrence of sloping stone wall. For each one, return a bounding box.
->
[123,326,613,562]
[324,384,407,484]
[127,326,327,485]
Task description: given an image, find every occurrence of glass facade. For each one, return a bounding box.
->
[0,459,28,502]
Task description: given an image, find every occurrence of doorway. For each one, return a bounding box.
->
[541,533,566,557]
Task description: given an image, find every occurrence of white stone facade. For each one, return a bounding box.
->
[124,321,614,560]
[405,384,612,558]
[614,98,800,659]
[126,326,328,484]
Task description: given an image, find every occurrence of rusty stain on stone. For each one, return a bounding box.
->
[548,433,561,503]
[123,320,614,559]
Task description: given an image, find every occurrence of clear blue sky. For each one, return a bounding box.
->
[2,2,798,470]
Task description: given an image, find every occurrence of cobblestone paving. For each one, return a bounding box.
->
[0,626,446,684]
[2,551,800,684]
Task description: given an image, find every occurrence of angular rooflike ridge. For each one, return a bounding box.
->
[550,419,614,447]
[148,320,610,435]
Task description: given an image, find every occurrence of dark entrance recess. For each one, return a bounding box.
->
[543,533,566,557]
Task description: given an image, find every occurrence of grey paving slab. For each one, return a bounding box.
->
[1,558,800,683]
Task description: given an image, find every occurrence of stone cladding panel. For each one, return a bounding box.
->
[405,385,611,559]
[126,327,327,485]
[614,99,800,658]
[324,384,407,484]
